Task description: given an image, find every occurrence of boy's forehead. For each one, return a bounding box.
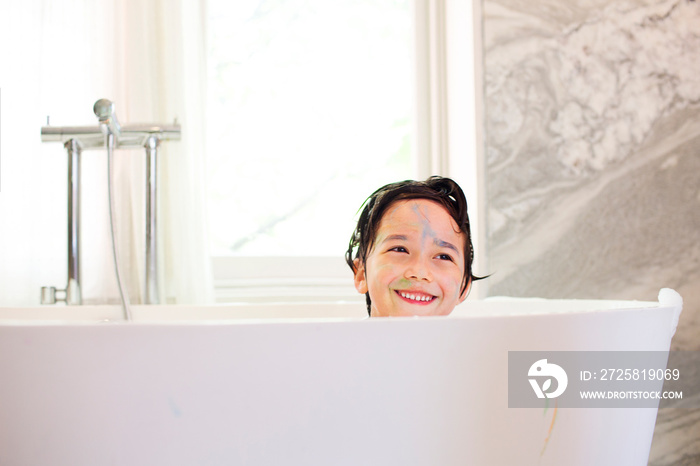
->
[376,199,463,240]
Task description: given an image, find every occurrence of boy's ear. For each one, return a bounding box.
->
[458,277,472,303]
[353,258,368,294]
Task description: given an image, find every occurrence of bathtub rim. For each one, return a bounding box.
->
[0,295,673,326]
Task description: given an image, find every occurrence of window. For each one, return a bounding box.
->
[206,0,483,302]
[206,0,415,258]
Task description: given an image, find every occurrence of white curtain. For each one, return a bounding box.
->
[113,0,214,304]
[0,0,213,305]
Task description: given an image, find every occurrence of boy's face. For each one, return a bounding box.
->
[353,199,469,317]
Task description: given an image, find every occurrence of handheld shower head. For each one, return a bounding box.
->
[93,98,121,137]
[93,99,114,121]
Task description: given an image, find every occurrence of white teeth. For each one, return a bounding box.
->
[400,292,433,302]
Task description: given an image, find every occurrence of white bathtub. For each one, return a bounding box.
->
[0,290,683,466]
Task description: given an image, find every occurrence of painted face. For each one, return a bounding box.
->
[353,199,470,317]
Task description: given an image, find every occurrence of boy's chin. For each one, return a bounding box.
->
[371,301,454,317]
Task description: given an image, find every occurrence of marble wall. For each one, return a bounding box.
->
[481,0,700,464]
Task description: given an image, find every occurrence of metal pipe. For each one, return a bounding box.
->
[40,139,82,305]
[41,124,180,150]
[144,136,160,304]
[66,139,82,305]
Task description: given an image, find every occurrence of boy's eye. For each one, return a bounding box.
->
[389,246,408,253]
[437,253,453,262]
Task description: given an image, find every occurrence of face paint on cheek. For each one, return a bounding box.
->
[394,278,412,290]
[364,261,396,292]
[373,262,395,272]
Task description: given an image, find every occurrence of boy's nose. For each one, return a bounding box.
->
[404,257,432,281]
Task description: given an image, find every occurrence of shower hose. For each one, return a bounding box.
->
[106,132,133,321]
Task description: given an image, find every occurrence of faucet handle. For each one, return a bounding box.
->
[41,286,66,305]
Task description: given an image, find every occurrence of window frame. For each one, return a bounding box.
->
[210,0,486,303]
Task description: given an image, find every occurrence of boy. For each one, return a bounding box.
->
[346,176,481,317]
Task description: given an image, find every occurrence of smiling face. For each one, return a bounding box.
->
[353,199,470,317]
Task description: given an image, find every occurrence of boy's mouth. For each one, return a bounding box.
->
[395,290,437,304]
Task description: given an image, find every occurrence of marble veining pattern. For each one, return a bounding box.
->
[482,0,700,464]
[486,0,700,240]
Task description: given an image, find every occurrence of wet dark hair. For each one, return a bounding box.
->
[345,176,484,315]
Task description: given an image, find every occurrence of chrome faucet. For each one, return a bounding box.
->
[40,99,181,305]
